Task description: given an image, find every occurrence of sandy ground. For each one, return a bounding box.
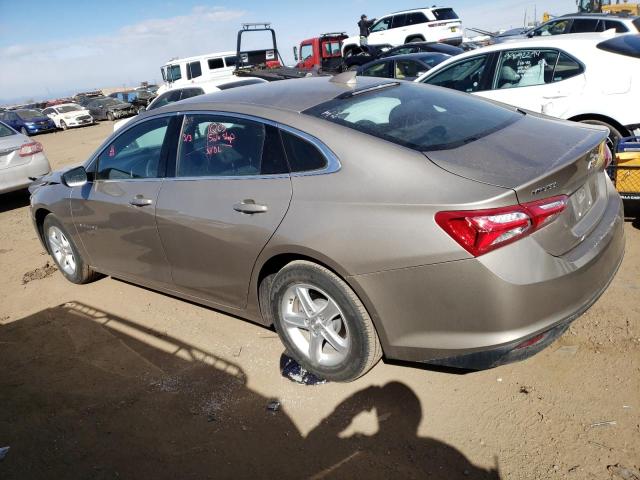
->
[1,122,639,479]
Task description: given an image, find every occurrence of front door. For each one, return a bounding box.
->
[155,113,292,309]
[71,115,176,285]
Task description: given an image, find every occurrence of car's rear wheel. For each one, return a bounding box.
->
[269,260,382,382]
[60,120,67,130]
[43,214,100,284]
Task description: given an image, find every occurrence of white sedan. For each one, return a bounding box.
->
[0,121,51,194]
[42,103,94,130]
[415,32,640,149]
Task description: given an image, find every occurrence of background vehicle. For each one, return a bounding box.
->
[609,135,640,200]
[85,97,136,121]
[0,121,51,193]
[0,110,56,135]
[495,12,640,42]
[293,32,348,73]
[358,52,451,80]
[42,103,94,130]
[30,76,623,382]
[578,0,640,15]
[417,32,640,150]
[159,51,237,94]
[113,77,268,131]
[109,91,156,113]
[344,41,462,70]
[342,6,463,57]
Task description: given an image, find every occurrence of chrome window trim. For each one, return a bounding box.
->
[170,110,341,180]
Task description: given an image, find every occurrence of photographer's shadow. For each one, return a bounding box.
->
[305,381,500,479]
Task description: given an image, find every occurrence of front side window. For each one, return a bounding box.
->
[96,117,170,180]
[395,60,423,79]
[168,64,182,81]
[304,82,522,151]
[569,18,598,33]
[423,55,490,93]
[208,58,224,69]
[187,61,202,80]
[322,41,341,57]
[361,61,393,78]
[494,49,559,89]
[179,88,205,101]
[534,19,570,36]
[371,17,392,32]
[300,44,313,61]
[177,115,288,177]
[148,91,181,110]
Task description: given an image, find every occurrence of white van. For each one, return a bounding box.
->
[158,51,237,94]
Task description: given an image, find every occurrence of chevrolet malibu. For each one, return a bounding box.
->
[29,75,625,382]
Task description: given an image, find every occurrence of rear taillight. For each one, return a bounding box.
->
[435,195,568,257]
[603,143,613,168]
[18,142,43,157]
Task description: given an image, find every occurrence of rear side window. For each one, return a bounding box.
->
[304,82,522,152]
[179,88,205,100]
[391,14,407,28]
[208,58,224,69]
[407,12,428,25]
[224,56,237,67]
[187,61,202,80]
[0,123,15,137]
[281,131,327,172]
[149,90,181,110]
[634,18,640,31]
[432,8,459,20]
[553,53,583,81]
[604,20,628,32]
[177,115,288,177]
[597,34,640,58]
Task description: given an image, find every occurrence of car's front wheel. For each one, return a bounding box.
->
[107,112,114,121]
[270,260,382,382]
[60,120,67,130]
[43,214,101,284]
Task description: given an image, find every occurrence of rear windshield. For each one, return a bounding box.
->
[597,34,640,58]
[304,82,522,151]
[17,110,43,120]
[432,8,459,21]
[0,122,15,137]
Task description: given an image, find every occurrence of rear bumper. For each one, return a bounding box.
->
[0,153,51,194]
[349,180,625,369]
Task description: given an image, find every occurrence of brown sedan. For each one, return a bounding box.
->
[29,75,624,381]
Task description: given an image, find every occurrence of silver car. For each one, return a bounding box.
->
[29,76,625,382]
[0,121,51,194]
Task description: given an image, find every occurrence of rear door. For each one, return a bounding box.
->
[476,48,586,116]
[155,113,292,309]
[71,115,179,285]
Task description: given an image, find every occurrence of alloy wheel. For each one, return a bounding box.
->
[280,283,350,367]
[48,226,77,276]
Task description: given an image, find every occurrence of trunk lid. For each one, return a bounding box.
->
[0,135,31,170]
[424,114,609,256]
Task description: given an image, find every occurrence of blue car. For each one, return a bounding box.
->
[0,109,56,135]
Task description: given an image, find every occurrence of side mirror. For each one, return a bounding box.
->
[293,46,299,62]
[62,166,88,187]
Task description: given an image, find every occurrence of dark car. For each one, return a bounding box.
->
[0,109,56,135]
[86,98,136,121]
[109,91,157,113]
[357,52,451,80]
[380,41,464,57]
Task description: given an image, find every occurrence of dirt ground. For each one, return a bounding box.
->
[1,122,639,480]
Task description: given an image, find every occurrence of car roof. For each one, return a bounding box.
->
[162,51,236,66]
[372,52,449,62]
[52,103,82,108]
[168,76,397,114]
[557,12,638,20]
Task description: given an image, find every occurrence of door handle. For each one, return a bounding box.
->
[233,199,268,214]
[129,196,153,207]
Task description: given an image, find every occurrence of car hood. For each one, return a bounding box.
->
[107,103,133,111]
[24,116,52,123]
[62,111,91,120]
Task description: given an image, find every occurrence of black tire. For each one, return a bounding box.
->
[60,120,67,130]
[42,214,101,285]
[269,260,382,382]
[20,127,29,136]
[107,112,115,121]
[578,118,624,154]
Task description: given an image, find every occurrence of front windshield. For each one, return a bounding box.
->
[304,82,522,151]
[58,105,81,113]
[0,122,16,137]
[17,110,44,120]
[102,98,121,106]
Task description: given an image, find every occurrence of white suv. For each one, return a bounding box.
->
[342,7,463,56]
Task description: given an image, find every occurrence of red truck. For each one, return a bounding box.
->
[293,32,348,73]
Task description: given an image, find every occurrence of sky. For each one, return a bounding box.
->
[0,0,575,103]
